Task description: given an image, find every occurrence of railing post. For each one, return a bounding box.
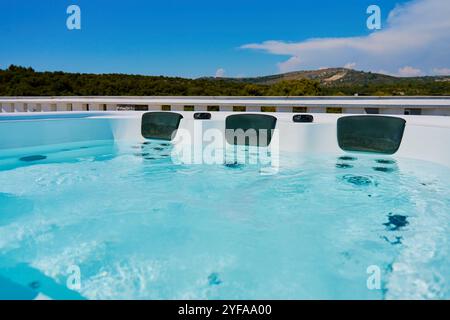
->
[194,105,207,111]
[171,104,184,111]
[219,105,233,112]
[72,103,85,111]
[146,104,159,111]
[88,103,101,111]
[56,103,70,111]
[1,102,13,113]
[246,105,261,112]
[41,103,55,112]
[308,107,326,113]
[14,102,27,112]
[343,107,365,114]
[277,106,292,113]
[27,103,41,112]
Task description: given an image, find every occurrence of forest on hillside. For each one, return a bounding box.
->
[1,65,449,96]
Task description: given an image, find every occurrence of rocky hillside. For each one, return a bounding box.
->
[211,68,450,87]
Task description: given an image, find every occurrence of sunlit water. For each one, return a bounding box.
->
[1,140,450,299]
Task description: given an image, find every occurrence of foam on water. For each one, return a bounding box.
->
[1,140,450,299]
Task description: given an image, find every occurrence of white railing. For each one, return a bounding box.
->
[1,96,450,116]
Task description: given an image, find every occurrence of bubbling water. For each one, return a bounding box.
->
[1,140,450,299]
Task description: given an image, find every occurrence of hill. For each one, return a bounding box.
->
[207,68,450,96]
[209,68,450,87]
[1,65,449,97]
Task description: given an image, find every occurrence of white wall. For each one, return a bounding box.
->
[0,115,114,150]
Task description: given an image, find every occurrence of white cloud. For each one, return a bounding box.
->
[277,56,301,73]
[376,69,396,76]
[432,68,450,76]
[344,62,357,69]
[397,66,422,77]
[241,0,450,76]
[215,68,226,78]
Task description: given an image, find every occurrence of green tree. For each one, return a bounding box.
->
[267,79,322,96]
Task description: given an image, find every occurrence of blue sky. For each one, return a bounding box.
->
[0,0,448,78]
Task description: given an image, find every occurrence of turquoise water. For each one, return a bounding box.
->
[1,140,450,299]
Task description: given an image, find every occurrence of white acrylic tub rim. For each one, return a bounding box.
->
[2,110,450,125]
[1,111,450,167]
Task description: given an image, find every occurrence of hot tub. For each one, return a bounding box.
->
[1,111,450,300]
